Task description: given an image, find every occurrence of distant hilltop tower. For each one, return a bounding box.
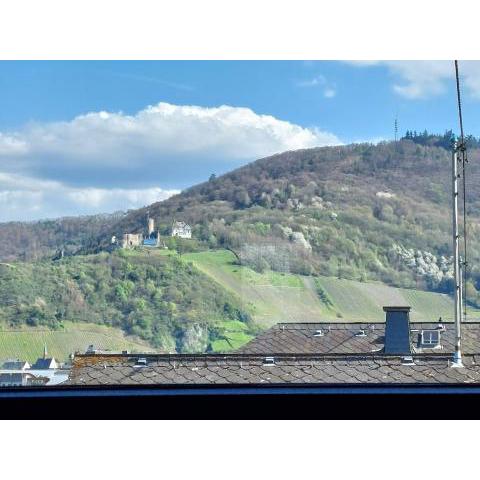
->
[148,216,155,236]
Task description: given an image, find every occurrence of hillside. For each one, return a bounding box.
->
[0,250,254,354]
[183,250,480,325]
[0,322,158,363]
[107,140,480,303]
[1,247,472,361]
[0,138,480,326]
[0,211,126,262]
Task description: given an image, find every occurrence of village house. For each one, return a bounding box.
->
[1,359,31,370]
[0,346,68,387]
[171,221,192,239]
[0,372,34,387]
[31,345,58,370]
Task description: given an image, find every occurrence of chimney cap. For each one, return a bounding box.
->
[383,306,411,312]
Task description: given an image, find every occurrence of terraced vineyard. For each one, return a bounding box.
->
[0,322,158,363]
[183,250,480,325]
[315,277,470,322]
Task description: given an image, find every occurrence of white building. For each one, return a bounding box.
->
[171,221,192,239]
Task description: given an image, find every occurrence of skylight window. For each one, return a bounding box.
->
[421,330,441,347]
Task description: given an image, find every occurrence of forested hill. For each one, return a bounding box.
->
[115,139,480,236]
[0,211,126,262]
[2,139,480,302]
[105,139,480,302]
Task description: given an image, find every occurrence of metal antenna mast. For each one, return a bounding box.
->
[451,138,463,367]
[451,60,467,367]
[394,115,398,143]
[455,60,469,323]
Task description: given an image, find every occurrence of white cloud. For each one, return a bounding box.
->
[323,88,336,98]
[350,60,480,99]
[0,172,178,222]
[0,102,340,220]
[296,75,327,88]
[0,133,29,155]
[3,102,340,173]
[296,75,337,98]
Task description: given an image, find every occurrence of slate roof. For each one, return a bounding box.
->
[238,322,480,355]
[64,313,480,387]
[31,358,56,370]
[67,353,480,386]
[1,360,29,370]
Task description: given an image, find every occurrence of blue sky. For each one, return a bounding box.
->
[0,60,478,221]
[0,60,471,140]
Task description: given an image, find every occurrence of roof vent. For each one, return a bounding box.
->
[383,306,412,355]
[355,329,367,337]
[135,357,148,367]
[401,356,415,366]
[313,329,324,337]
[263,356,276,367]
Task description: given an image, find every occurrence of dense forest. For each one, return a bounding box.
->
[0,212,127,262]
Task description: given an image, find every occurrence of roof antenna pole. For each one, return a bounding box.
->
[451,60,467,368]
[451,140,463,367]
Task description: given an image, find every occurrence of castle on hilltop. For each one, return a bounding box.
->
[112,216,192,249]
[115,214,160,249]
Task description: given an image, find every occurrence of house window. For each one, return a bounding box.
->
[421,330,440,347]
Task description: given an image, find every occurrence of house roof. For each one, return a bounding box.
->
[67,352,480,386]
[65,310,480,387]
[31,358,56,370]
[0,373,31,384]
[237,322,480,355]
[1,360,29,370]
[173,221,190,228]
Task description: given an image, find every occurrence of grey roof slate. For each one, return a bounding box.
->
[67,353,480,386]
[238,322,480,355]
[63,319,480,387]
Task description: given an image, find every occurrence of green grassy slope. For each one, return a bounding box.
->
[0,321,157,363]
[315,276,467,322]
[183,250,480,325]
[0,250,255,355]
[183,250,323,326]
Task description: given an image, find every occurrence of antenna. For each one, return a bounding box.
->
[451,60,467,368]
[455,60,469,326]
[451,138,463,367]
[394,115,398,143]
